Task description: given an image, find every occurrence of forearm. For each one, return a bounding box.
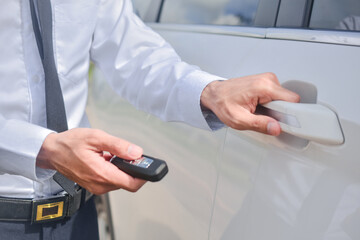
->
[90,0,224,131]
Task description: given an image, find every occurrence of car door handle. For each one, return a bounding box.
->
[257,101,344,145]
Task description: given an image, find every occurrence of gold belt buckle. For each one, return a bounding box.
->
[32,196,67,223]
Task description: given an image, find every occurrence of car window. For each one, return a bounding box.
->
[160,0,261,26]
[131,0,152,19]
[309,0,360,31]
[132,0,165,22]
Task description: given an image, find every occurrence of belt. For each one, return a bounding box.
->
[0,188,93,224]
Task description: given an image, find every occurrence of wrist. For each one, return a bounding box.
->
[200,80,222,111]
[36,132,57,170]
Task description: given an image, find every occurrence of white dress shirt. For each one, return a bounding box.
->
[0,0,222,198]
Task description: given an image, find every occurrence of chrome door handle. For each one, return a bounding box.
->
[258,101,344,145]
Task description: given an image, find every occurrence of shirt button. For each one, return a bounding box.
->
[32,75,41,83]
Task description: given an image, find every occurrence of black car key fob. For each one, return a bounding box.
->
[110,155,168,182]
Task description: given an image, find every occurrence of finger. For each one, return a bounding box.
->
[81,158,147,194]
[241,111,282,136]
[104,136,143,160]
[104,161,147,192]
[90,130,143,160]
[261,84,300,104]
[102,152,114,161]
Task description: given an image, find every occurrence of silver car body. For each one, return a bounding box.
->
[87,1,360,239]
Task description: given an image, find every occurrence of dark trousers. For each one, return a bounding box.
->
[0,197,99,240]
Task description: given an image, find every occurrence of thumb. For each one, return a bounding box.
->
[246,113,281,136]
[92,130,143,160]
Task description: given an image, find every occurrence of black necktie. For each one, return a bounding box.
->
[29,0,76,196]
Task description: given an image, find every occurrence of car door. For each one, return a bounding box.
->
[210,37,360,240]
[209,1,360,239]
[87,0,360,239]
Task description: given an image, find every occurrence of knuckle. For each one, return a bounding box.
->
[128,184,140,193]
[127,180,143,193]
[264,72,277,81]
[262,77,273,86]
[93,189,105,195]
[253,77,270,89]
[86,185,98,195]
[227,118,245,130]
[116,138,131,150]
[250,118,264,131]
[85,129,107,145]
[128,188,139,193]
[254,79,275,95]
[89,185,107,195]
[89,129,105,138]
[255,73,278,88]
[227,122,237,129]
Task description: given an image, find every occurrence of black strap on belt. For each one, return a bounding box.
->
[0,189,93,223]
[29,0,76,196]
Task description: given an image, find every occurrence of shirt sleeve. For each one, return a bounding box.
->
[90,0,225,131]
[0,115,56,182]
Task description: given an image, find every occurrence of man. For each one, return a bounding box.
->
[0,0,299,239]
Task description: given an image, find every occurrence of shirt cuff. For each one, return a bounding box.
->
[178,70,226,131]
[202,109,225,131]
[0,119,56,182]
